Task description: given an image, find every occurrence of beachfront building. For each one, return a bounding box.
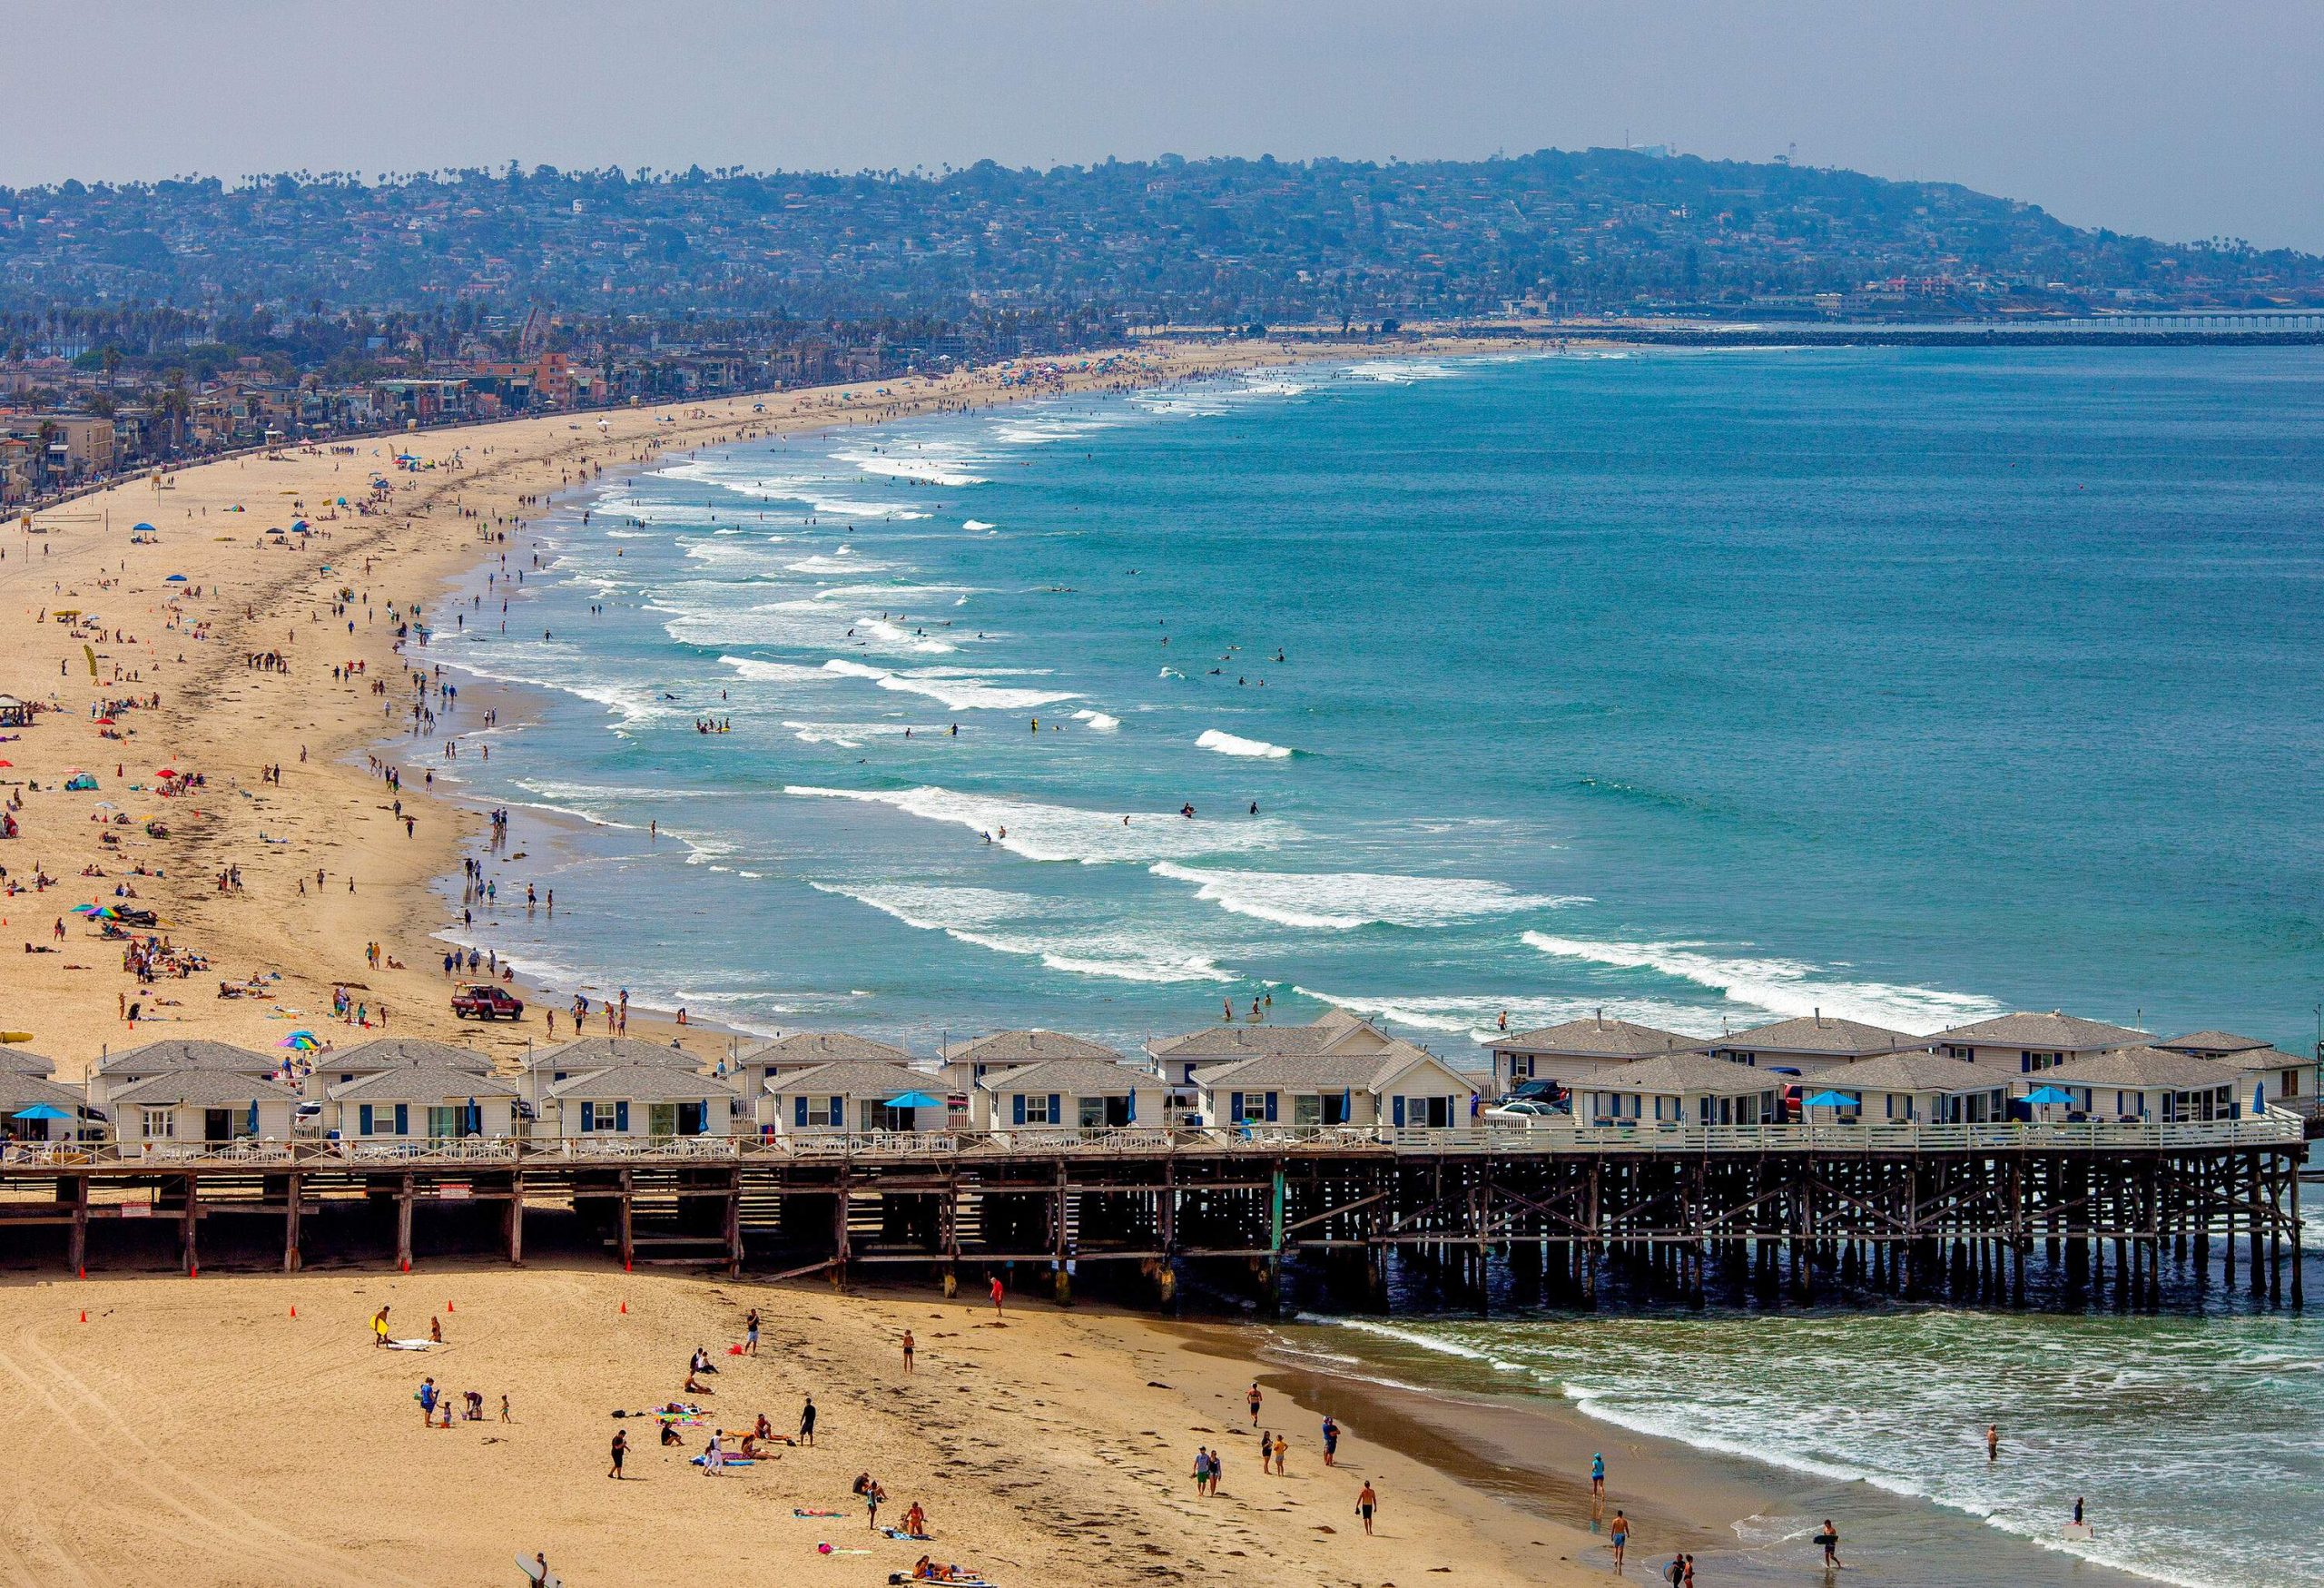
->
[1789,1050,2011,1125]
[969,1060,1166,1133]
[1699,1014,1915,1071]
[325,1065,520,1142]
[1189,1043,1479,1130]
[538,1065,742,1139]
[2015,1046,2237,1121]
[1147,1009,1409,1117]
[305,1037,496,1100]
[765,1060,944,1136]
[727,1032,920,1128]
[2158,1031,2319,1110]
[1485,1013,1700,1094]
[85,1038,290,1116]
[108,1070,301,1149]
[1925,1011,2151,1072]
[939,1031,1125,1092]
[0,1070,92,1143]
[518,1036,703,1112]
[1571,1053,1780,1127]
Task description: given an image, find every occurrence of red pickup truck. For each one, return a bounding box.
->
[451,983,525,1021]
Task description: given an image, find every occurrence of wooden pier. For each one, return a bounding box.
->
[1,1116,2305,1311]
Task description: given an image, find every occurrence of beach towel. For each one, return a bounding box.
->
[814,1544,872,1555]
[881,1528,936,1542]
[691,1455,756,1467]
[385,1338,433,1350]
[792,1508,844,1518]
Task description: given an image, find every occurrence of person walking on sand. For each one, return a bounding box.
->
[800,1395,818,1446]
[1247,1381,1263,1425]
[990,1274,1005,1316]
[1610,1509,1630,1568]
[902,1330,916,1372]
[608,1427,627,1479]
[1666,1553,1685,1587]
[1590,1451,1606,1497]
[373,1305,391,1347]
[1321,1413,1339,1467]
[1357,1479,1377,1535]
[1816,1518,1841,1569]
[745,1307,761,1356]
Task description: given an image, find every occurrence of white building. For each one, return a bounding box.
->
[1571,1053,1779,1127]
[728,1033,919,1128]
[110,1070,301,1149]
[1485,1013,1700,1094]
[326,1064,520,1141]
[1190,1044,1479,1130]
[765,1060,945,1136]
[1926,1011,2151,1073]
[970,1060,1166,1132]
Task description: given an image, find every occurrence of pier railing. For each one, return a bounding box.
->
[3,1110,2303,1171]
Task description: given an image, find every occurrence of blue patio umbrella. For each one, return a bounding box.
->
[1803,1090,1859,1107]
[12,1104,72,1120]
[132,522,155,532]
[2023,1085,2074,1104]
[883,1090,945,1110]
[467,1098,481,1135]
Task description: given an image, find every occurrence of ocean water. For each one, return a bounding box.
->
[410,346,2324,1588]
[1277,1301,2324,1588]
[423,345,2324,1054]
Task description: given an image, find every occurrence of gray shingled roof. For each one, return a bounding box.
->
[327,1038,498,1073]
[973,1060,1152,1093]
[97,1040,276,1075]
[941,1031,1122,1064]
[2036,1046,2234,1091]
[0,1072,87,1112]
[110,1070,302,1107]
[1580,1053,1780,1096]
[528,1037,702,1071]
[741,1032,916,1068]
[328,1064,518,1102]
[1708,1015,1913,1057]
[1190,1041,1455,1094]
[546,1065,741,1102]
[765,1060,940,1098]
[1818,1050,2001,1095]
[0,1047,57,1078]
[1149,1023,1345,1060]
[2157,1031,2272,1057]
[1495,1016,1699,1059]
[2220,1046,2314,1072]
[1932,1011,2150,1050]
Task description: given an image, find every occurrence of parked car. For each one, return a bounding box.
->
[452,983,525,1021]
[1484,1098,1570,1128]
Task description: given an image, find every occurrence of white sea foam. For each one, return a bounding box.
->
[784,784,1294,863]
[1196,727,1294,759]
[962,519,997,532]
[1072,709,1121,731]
[719,656,839,685]
[821,658,1076,712]
[812,883,1232,983]
[832,446,989,487]
[787,552,885,575]
[1151,863,1583,931]
[1520,933,1997,1032]
[1344,359,1455,383]
[782,721,935,747]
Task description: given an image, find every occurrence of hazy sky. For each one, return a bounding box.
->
[9,0,2319,251]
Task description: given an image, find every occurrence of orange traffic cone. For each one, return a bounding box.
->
[290,1305,297,1318]
[446,1300,454,1313]
[618,1299,627,1315]
[78,1309,86,1323]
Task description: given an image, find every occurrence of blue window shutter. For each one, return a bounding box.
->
[1264,1091,1278,1122]
[394,1103,408,1135]
[793,1095,808,1128]
[359,1103,373,1135]
[1049,1093,1060,1125]
[1229,1091,1243,1122]
[615,1100,629,1132]
[1393,1095,1406,1128]
[827,1098,842,1128]
[1012,1093,1025,1126]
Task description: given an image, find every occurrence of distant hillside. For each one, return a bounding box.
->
[2,150,2317,330]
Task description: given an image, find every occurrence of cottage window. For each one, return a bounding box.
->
[648,1103,679,1139]
[1078,1096,1107,1129]
[428,1105,465,1139]
[143,1109,174,1139]
[1292,1094,1322,1127]
[1022,1094,1052,1125]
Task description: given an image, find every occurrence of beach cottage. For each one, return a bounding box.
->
[2158,1031,2319,1110]
[109,1070,300,1149]
[540,1064,741,1139]
[765,1060,945,1136]
[1794,1050,2010,1125]
[940,1031,1124,1093]
[729,1033,919,1129]
[1925,1011,2151,1072]
[1148,1010,1408,1115]
[519,1036,704,1112]
[1190,1042,1481,1131]
[1699,1014,1915,1072]
[85,1038,282,1116]
[1486,1013,1699,1094]
[326,1064,519,1143]
[970,1060,1166,1133]
[2018,1046,2236,1122]
[0,1071,91,1143]
[1571,1053,1779,1127]
[310,1037,495,1099]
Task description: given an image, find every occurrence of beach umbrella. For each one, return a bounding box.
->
[12,1104,71,1121]
[882,1090,945,1110]
[132,522,154,532]
[2253,1081,2265,1116]
[1803,1090,1859,1108]
[164,574,188,583]
[278,1031,320,1050]
[467,1099,481,1136]
[2023,1086,2074,1104]
[69,902,100,914]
